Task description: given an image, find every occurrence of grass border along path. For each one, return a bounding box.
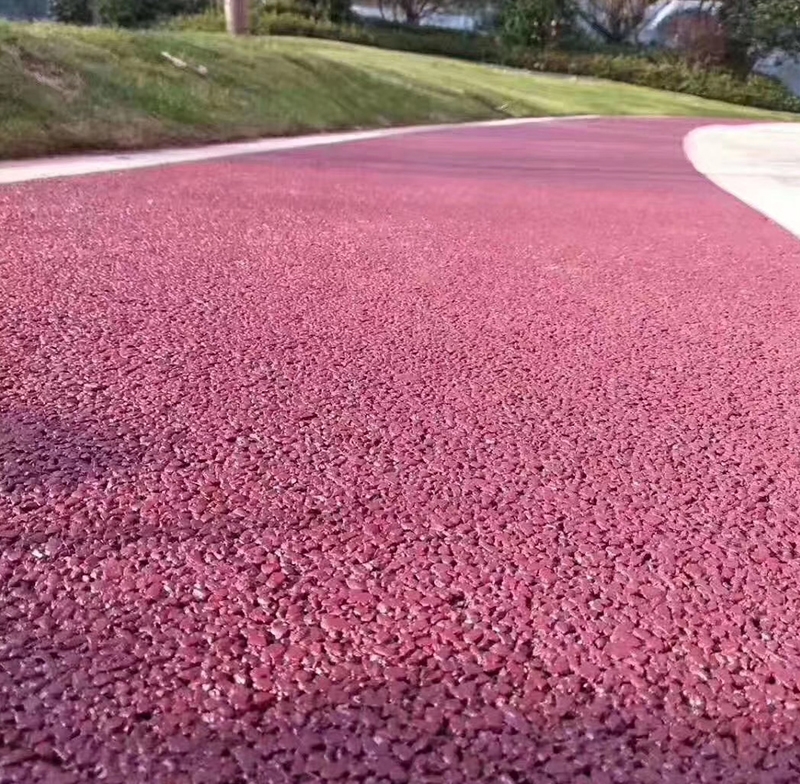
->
[0,21,794,160]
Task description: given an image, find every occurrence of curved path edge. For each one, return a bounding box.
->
[0,115,596,186]
[684,123,800,239]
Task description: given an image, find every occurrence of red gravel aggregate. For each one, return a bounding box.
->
[2,118,800,782]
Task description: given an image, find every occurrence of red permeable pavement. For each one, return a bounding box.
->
[2,118,800,783]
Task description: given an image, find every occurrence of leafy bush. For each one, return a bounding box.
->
[517,48,800,111]
[98,0,163,26]
[259,0,351,22]
[261,0,316,16]
[168,10,800,113]
[253,11,332,34]
[52,0,212,26]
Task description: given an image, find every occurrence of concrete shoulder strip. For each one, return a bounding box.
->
[0,116,593,186]
[684,123,800,240]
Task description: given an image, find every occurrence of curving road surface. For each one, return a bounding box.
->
[2,118,800,783]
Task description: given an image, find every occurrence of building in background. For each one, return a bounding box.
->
[638,0,800,97]
[0,0,49,19]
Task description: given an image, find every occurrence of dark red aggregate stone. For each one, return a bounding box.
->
[1,118,800,783]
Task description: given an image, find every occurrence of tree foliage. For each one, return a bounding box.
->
[497,0,800,73]
[50,0,212,26]
[499,0,571,48]
[714,0,800,71]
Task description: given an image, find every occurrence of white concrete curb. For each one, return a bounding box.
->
[0,115,595,186]
[684,123,800,240]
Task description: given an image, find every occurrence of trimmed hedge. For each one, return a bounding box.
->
[167,10,800,114]
[517,50,800,112]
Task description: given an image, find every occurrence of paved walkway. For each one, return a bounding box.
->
[2,118,800,783]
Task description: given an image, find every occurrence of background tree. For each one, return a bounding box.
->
[377,0,449,26]
[713,0,800,74]
[668,11,727,67]
[326,0,350,22]
[575,0,652,44]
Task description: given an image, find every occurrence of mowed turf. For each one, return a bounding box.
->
[0,22,793,159]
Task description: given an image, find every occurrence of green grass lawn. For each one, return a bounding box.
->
[0,22,793,159]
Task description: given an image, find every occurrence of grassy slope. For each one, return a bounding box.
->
[0,22,792,159]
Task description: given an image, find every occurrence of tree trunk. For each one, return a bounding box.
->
[725,37,755,77]
[225,0,249,34]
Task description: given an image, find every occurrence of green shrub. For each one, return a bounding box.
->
[98,0,163,27]
[332,17,501,62]
[515,49,800,112]
[168,10,800,114]
[168,5,224,30]
[254,11,334,35]
[260,0,315,16]
[53,0,213,27]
